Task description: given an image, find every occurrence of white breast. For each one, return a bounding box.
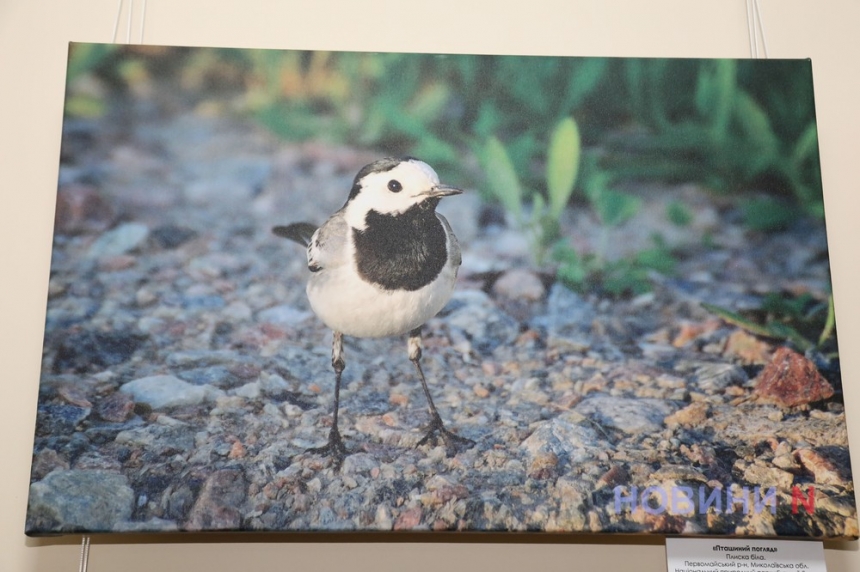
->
[306,225,459,338]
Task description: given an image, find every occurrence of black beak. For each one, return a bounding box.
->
[420,185,463,198]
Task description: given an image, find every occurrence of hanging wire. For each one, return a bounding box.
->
[140,0,147,44]
[745,0,756,58]
[111,0,147,44]
[126,0,134,44]
[111,0,123,43]
[78,536,91,572]
[754,0,770,58]
[746,0,770,59]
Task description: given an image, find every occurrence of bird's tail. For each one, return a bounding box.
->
[272,223,317,247]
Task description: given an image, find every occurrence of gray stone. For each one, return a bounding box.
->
[259,371,291,394]
[444,290,519,354]
[186,468,248,531]
[88,222,150,258]
[694,363,748,392]
[120,374,224,409]
[27,470,134,533]
[177,366,239,388]
[257,304,313,327]
[493,269,546,302]
[520,413,607,468]
[530,283,596,350]
[575,395,676,434]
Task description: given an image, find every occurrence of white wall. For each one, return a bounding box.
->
[1,1,858,570]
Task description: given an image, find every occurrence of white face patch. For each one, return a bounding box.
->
[344,160,441,229]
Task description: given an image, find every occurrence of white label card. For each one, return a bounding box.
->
[666,538,826,572]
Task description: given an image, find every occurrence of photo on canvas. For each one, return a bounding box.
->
[26,44,855,538]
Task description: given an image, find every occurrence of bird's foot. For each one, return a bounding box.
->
[417,414,474,457]
[307,427,350,470]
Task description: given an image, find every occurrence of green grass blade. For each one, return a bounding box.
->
[546,117,581,220]
[482,137,523,220]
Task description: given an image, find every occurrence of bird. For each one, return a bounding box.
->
[273,156,474,468]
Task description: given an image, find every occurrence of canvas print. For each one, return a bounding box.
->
[27,44,856,538]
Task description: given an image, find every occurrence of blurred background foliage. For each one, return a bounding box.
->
[65,45,825,296]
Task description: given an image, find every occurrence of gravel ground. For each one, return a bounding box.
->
[26,88,856,539]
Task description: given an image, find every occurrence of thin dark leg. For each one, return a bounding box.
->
[409,327,474,456]
[307,330,349,468]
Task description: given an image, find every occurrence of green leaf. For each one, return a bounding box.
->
[792,122,819,165]
[546,117,581,220]
[562,59,608,110]
[742,197,798,232]
[482,137,523,220]
[473,102,503,139]
[593,189,641,227]
[761,292,814,320]
[552,243,587,288]
[734,91,780,158]
[602,260,652,296]
[703,60,737,139]
[65,94,106,118]
[530,193,546,226]
[66,43,117,84]
[407,83,450,123]
[636,246,675,275]
[819,295,836,346]
[764,322,813,352]
[701,303,774,338]
[666,200,693,227]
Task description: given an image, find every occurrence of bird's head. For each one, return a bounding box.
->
[343,157,461,230]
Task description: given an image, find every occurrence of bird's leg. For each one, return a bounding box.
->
[409,327,474,456]
[307,330,349,468]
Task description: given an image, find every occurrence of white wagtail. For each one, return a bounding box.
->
[273,156,474,467]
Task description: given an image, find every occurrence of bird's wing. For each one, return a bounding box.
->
[272,223,318,247]
[307,210,349,273]
[437,213,462,268]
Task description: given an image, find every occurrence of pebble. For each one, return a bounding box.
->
[492,269,546,301]
[186,468,247,530]
[53,329,147,373]
[177,366,240,388]
[96,392,135,422]
[120,375,224,409]
[87,222,150,258]
[53,184,115,235]
[794,448,850,486]
[530,284,595,351]
[742,463,794,489]
[27,470,134,533]
[36,404,90,436]
[151,225,198,249]
[30,448,70,480]
[257,304,313,327]
[444,290,519,354]
[754,347,835,407]
[574,395,675,434]
[664,402,709,428]
[692,363,747,392]
[520,414,606,468]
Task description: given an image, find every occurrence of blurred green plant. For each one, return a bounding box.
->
[553,234,675,297]
[65,47,827,298]
[64,43,119,118]
[480,116,581,265]
[602,59,822,228]
[66,48,824,229]
[549,153,677,297]
[480,115,675,296]
[703,291,836,354]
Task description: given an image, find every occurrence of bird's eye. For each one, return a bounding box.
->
[387,179,403,193]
